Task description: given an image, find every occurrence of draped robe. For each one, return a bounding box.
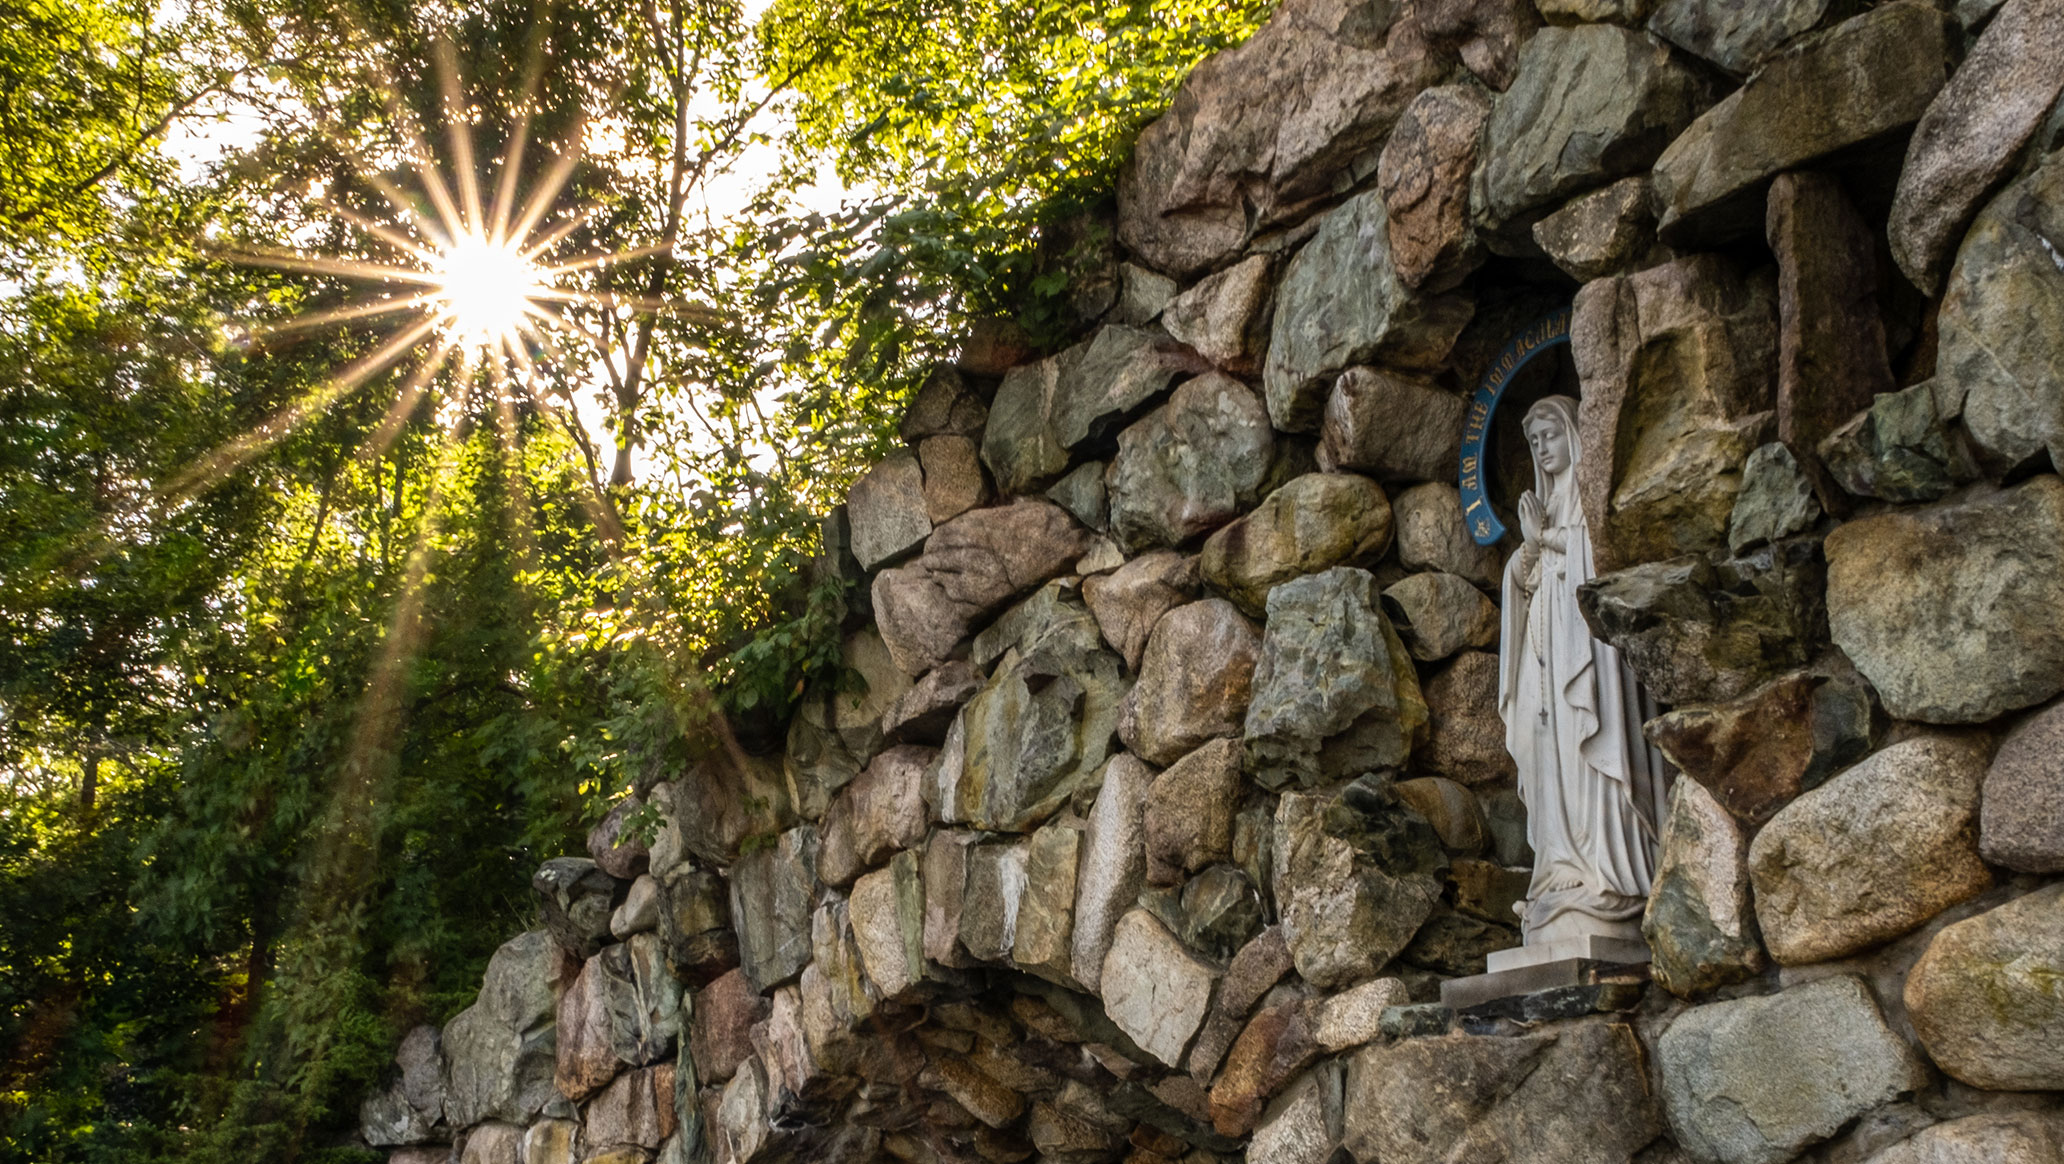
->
[1496,396,1669,946]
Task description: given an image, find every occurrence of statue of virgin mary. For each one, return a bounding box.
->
[1497,395,1669,950]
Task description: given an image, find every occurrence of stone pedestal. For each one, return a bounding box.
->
[1440,941,1651,1010]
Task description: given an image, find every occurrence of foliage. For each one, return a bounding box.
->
[0,0,1269,1159]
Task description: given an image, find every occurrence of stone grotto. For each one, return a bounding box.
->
[357,0,2064,1160]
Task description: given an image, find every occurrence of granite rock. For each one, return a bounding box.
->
[1889,0,2064,294]
[1749,734,1992,965]
[1419,651,1517,787]
[1160,256,1274,373]
[1825,476,2064,724]
[1937,151,2064,476]
[1273,792,1442,989]
[847,452,932,571]
[1647,0,1837,74]
[1070,753,1154,993]
[729,825,820,992]
[1244,568,1427,788]
[1383,572,1498,663]
[981,326,1202,495]
[1645,668,1876,827]
[1981,699,2064,873]
[918,435,990,526]
[1143,738,1244,886]
[1652,2,1952,243]
[1658,976,1929,1164]
[1819,380,1975,505]
[1377,84,1491,293]
[1904,883,2064,1092]
[1081,550,1200,672]
[1572,254,1778,571]
[1106,372,1274,553]
[1530,175,1657,282]
[1199,473,1395,618]
[1392,481,1501,587]
[1317,367,1465,484]
[1473,24,1707,242]
[1644,779,1765,997]
[1099,909,1218,1068]
[1264,189,1473,433]
[1864,1112,2064,1164]
[872,499,1090,676]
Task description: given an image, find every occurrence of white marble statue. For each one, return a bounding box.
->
[1497,395,1669,952]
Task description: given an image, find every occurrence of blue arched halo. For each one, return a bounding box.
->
[1458,305,1574,547]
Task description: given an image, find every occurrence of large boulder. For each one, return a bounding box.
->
[1651,2,1953,243]
[1864,1112,2064,1164]
[846,451,931,571]
[1010,821,1082,986]
[1644,779,1765,997]
[1818,380,1975,505]
[872,499,1090,676]
[654,865,736,987]
[1081,549,1199,672]
[1392,482,1501,589]
[1825,475,2064,724]
[1578,538,1825,706]
[1766,171,1895,485]
[1105,372,1274,553]
[1344,1022,1665,1164]
[729,825,820,992]
[1472,24,1707,243]
[1119,600,1261,766]
[1889,0,2064,294]
[1099,908,1217,1068]
[817,744,932,888]
[1647,0,1839,74]
[1316,367,1465,484]
[949,640,1129,832]
[1199,473,1395,618]
[1243,568,1427,789]
[981,325,1202,496]
[785,628,909,820]
[1936,152,2064,476]
[918,434,989,525]
[1250,1067,1344,1164]
[1531,175,1657,282]
[1982,699,2064,873]
[1377,83,1491,293]
[1070,753,1154,992]
[1263,189,1473,433]
[672,751,793,868]
[1572,254,1778,571]
[1142,738,1243,886]
[848,851,927,1000]
[532,858,623,962]
[555,934,684,1102]
[1904,883,2064,1092]
[1117,0,1450,277]
[1658,976,1929,1164]
[443,932,573,1128]
[1272,792,1441,989]
[1418,651,1516,786]
[1645,668,1876,827]
[587,796,652,882]
[359,1025,446,1146]
[1748,734,1992,965]
[1382,572,1498,663]
[1160,256,1274,374]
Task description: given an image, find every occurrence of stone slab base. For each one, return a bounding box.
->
[1486,934,1650,973]
[1440,955,1650,1009]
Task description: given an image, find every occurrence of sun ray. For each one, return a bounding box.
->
[435,39,486,236]
[231,246,450,287]
[163,316,442,508]
[248,292,444,342]
[321,198,445,266]
[540,241,678,276]
[356,335,461,467]
[506,135,590,254]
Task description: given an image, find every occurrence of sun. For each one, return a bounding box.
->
[433,232,546,349]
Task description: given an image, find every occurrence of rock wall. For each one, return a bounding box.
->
[362,0,2064,1161]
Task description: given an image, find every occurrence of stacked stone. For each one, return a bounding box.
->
[363,0,2064,1160]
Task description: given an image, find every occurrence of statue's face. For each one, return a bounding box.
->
[1526,412,1571,475]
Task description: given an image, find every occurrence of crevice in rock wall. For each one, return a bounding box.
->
[362,0,2064,1161]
